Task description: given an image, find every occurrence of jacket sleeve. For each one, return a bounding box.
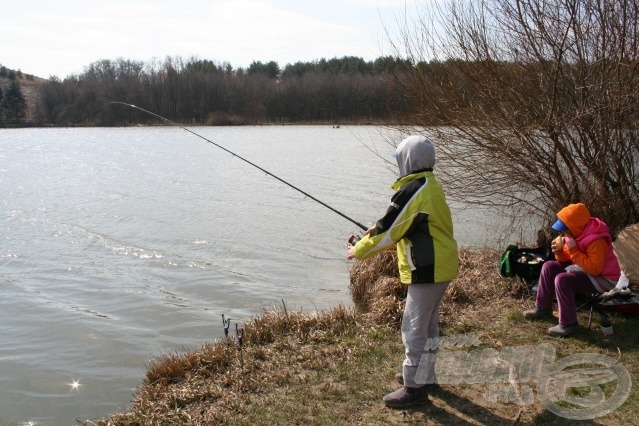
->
[352,187,415,260]
[567,238,607,276]
[554,248,571,262]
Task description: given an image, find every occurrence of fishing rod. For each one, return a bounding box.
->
[108,102,368,231]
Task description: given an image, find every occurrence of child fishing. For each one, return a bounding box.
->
[347,135,459,408]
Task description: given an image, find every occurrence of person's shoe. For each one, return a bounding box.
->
[382,386,428,408]
[548,323,579,337]
[523,307,553,320]
[383,386,429,408]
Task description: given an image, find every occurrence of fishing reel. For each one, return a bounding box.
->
[348,233,362,247]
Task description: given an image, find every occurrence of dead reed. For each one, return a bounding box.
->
[349,247,530,324]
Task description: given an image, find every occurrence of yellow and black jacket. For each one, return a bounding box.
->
[352,170,459,284]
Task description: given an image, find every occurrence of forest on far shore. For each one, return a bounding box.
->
[25,55,418,126]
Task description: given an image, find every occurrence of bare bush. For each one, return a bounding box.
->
[387,0,639,238]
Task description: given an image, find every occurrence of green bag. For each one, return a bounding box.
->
[499,244,518,278]
[499,244,549,283]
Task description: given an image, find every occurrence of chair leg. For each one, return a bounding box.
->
[591,304,612,328]
[578,296,611,331]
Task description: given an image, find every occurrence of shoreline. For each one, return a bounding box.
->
[90,249,639,425]
[0,120,404,129]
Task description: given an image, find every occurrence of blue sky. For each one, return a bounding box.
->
[2,0,421,79]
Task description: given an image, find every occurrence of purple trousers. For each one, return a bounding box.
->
[535,261,597,325]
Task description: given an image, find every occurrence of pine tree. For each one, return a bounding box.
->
[1,80,27,123]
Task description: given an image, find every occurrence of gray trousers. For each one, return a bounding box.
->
[401,281,450,388]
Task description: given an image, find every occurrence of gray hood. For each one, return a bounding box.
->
[395,135,436,177]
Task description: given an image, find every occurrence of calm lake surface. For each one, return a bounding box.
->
[1,126,514,425]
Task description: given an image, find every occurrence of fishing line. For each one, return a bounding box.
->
[108,102,368,231]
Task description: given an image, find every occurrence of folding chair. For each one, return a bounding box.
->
[579,286,639,330]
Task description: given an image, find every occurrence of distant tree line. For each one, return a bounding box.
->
[0,65,35,81]
[0,80,28,124]
[36,56,414,126]
[0,64,31,124]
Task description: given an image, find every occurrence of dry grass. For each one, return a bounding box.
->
[348,249,399,309]
[144,343,233,387]
[243,303,356,345]
[91,248,638,425]
[349,247,530,325]
[96,303,361,425]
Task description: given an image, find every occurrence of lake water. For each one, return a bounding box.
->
[0,126,514,425]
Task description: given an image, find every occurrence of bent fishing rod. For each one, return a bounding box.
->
[108,102,368,231]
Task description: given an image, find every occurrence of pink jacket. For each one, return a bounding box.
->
[574,218,621,282]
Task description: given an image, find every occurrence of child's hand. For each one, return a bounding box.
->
[347,246,356,260]
[551,236,564,253]
[565,237,576,250]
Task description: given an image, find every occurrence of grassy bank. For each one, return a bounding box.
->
[93,249,638,425]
